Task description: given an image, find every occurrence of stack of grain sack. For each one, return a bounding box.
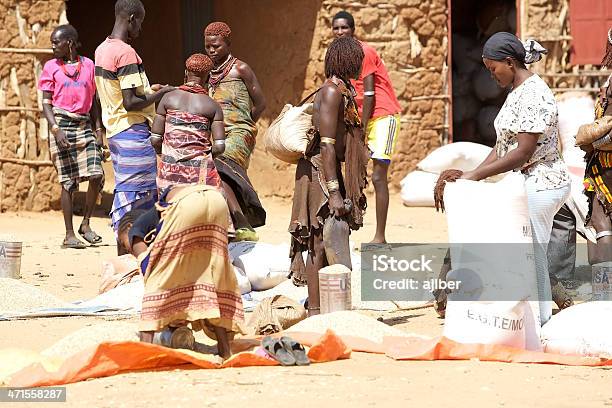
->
[442,173,544,351]
[400,142,494,207]
[452,1,516,146]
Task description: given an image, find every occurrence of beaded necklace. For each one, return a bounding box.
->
[59,56,82,81]
[208,55,237,92]
[179,82,208,94]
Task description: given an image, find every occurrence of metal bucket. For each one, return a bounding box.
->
[318,264,351,314]
[152,326,195,349]
[0,241,22,279]
[592,262,612,301]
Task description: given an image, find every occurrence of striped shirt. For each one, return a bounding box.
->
[94,37,155,138]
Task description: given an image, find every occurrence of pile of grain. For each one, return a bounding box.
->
[0,278,69,314]
[286,311,414,344]
[42,321,139,358]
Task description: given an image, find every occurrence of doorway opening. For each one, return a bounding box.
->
[450,0,517,146]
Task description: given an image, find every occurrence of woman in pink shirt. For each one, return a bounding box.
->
[39,25,105,249]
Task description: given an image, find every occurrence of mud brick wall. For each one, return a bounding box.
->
[231,0,450,197]
[313,0,450,189]
[0,0,65,212]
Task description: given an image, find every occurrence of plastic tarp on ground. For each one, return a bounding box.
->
[4,332,612,388]
[4,330,350,387]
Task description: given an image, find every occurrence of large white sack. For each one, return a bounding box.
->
[264,103,313,164]
[442,174,544,350]
[229,242,290,291]
[400,171,438,207]
[443,301,535,349]
[557,94,594,167]
[233,265,252,295]
[417,142,492,174]
[541,302,612,357]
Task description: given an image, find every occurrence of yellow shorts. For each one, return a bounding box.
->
[366,114,400,163]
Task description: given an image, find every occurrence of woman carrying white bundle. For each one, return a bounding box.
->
[440,32,571,324]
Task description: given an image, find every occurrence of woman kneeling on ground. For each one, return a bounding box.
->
[117,184,244,358]
[439,32,571,324]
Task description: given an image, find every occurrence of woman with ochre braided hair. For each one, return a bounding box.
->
[289,36,369,316]
[150,54,226,190]
[204,22,267,241]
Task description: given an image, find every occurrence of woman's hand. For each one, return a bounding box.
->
[95,128,106,147]
[150,135,163,155]
[54,128,70,150]
[328,191,348,217]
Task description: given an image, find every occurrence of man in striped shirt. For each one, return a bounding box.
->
[94,0,174,251]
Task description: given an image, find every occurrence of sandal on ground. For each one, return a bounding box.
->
[234,228,259,242]
[552,282,574,310]
[280,336,310,366]
[261,336,296,366]
[61,236,87,249]
[78,226,102,245]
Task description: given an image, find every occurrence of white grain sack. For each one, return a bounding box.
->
[286,311,421,344]
[42,321,139,358]
[0,278,69,313]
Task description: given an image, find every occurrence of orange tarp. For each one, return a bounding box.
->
[7,332,612,388]
[384,336,612,366]
[8,329,351,388]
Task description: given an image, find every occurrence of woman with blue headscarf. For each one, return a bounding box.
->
[440,32,571,324]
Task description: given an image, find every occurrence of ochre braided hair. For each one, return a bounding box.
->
[204,22,231,42]
[186,53,214,76]
[324,36,364,80]
[433,169,464,212]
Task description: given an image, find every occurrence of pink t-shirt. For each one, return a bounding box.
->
[38,56,96,114]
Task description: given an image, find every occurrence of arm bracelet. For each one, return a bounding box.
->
[363,91,375,96]
[593,133,612,149]
[320,137,336,145]
[214,140,226,145]
[326,179,340,192]
[42,98,52,105]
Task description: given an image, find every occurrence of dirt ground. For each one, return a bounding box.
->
[1,193,611,408]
